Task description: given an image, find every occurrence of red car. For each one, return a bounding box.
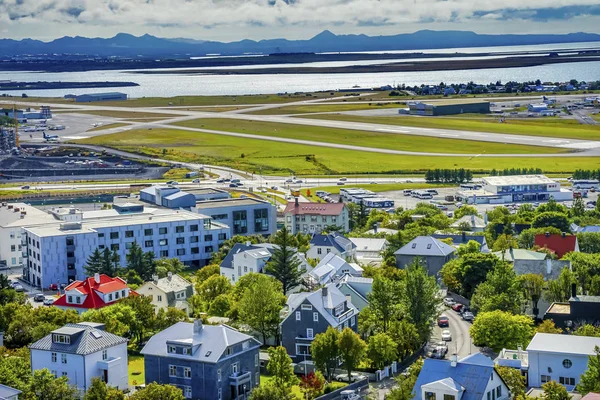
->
[49,283,58,291]
[451,303,464,312]
[437,315,449,327]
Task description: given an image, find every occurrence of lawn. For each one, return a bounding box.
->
[259,374,346,399]
[295,114,600,141]
[87,123,130,132]
[128,355,145,387]
[75,128,600,176]
[55,109,176,119]
[172,118,564,155]
[171,106,255,112]
[247,102,405,115]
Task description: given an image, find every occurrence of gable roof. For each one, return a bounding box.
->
[53,275,137,309]
[526,332,600,356]
[450,215,487,229]
[492,249,547,262]
[219,243,279,270]
[285,284,357,327]
[349,238,388,252]
[30,323,128,355]
[141,322,260,364]
[395,236,456,257]
[513,259,571,280]
[576,225,600,233]
[337,275,373,306]
[413,353,496,400]
[310,232,356,253]
[284,202,345,216]
[432,234,488,252]
[153,274,193,294]
[0,384,21,399]
[310,253,363,285]
[534,234,578,258]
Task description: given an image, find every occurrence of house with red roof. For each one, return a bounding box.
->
[534,233,579,259]
[53,273,137,314]
[283,199,349,234]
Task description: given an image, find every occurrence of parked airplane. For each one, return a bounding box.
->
[43,132,59,142]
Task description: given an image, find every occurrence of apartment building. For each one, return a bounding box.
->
[283,201,349,234]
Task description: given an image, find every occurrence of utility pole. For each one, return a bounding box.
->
[13,105,19,147]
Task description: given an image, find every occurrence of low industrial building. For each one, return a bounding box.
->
[528,103,549,113]
[456,175,572,205]
[75,92,127,102]
[140,186,231,209]
[407,100,490,116]
[193,198,277,237]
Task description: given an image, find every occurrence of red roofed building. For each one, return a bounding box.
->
[534,233,579,259]
[283,200,349,234]
[53,273,137,314]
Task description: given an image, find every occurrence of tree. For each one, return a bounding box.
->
[518,227,561,249]
[470,311,534,352]
[456,240,482,256]
[545,268,577,303]
[495,366,526,398]
[126,242,156,281]
[386,358,423,400]
[238,274,286,345]
[84,248,119,277]
[195,264,220,283]
[563,253,600,295]
[401,260,440,341]
[265,227,305,294]
[84,377,125,400]
[129,383,185,400]
[574,325,600,337]
[471,262,523,314]
[267,346,297,390]
[542,381,571,400]
[121,295,156,344]
[0,346,32,392]
[196,275,232,305]
[454,205,479,219]
[154,258,184,279]
[84,248,106,276]
[532,212,571,233]
[536,320,562,334]
[208,294,231,317]
[388,320,421,360]
[367,332,398,370]
[440,253,500,297]
[338,328,367,383]
[299,371,325,400]
[249,382,294,400]
[311,327,340,381]
[82,304,136,338]
[520,274,545,319]
[577,232,600,254]
[155,307,190,331]
[578,346,600,394]
[492,234,518,254]
[24,369,79,400]
[367,276,400,333]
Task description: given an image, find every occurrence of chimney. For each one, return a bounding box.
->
[562,232,566,238]
[152,274,159,283]
[94,273,100,284]
[462,231,466,242]
[484,212,488,225]
[321,287,328,297]
[245,241,251,246]
[373,223,378,234]
[193,319,203,334]
[168,271,173,280]
[295,197,299,207]
[545,232,550,237]
[571,283,577,299]
[450,354,458,367]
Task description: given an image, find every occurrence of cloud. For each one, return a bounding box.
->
[0,0,599,40]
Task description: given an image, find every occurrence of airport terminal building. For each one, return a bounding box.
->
[456,175,572,204]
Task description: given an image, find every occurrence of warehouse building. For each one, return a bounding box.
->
[75,92,127,102]
[407,100,490,116]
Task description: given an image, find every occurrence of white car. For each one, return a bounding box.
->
[441,329,452,341]
[443,297,456,307]
[335,372,366,383]
[192,178,201,183]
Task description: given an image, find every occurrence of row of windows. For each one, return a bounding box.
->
[295,216,337,223]
[541,375,575,386]
[51,350,108,363]
[425,393,455,400]
[101,225,199,240]
[485,386,503,400]
[169,365,192,379]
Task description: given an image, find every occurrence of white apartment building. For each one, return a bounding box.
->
[192,198,277,237]
[283,201,349,234]
[22,205,229,289]
[30,322,128,393]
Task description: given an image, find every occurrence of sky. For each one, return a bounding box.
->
[1,0,600,41]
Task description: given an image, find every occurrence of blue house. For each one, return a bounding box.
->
[414,353,510,400]
[141,320,261,400]
[280,284,359,363]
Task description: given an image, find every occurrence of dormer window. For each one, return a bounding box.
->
[334,304,344,316]
[75,297,81,304]
[108,293,113,301]
[176,291,186,300]
[183,347,190,355]
[168,345,176,353]
[67,295,73,303]
[226,347,232,356]
[52,334,70,344]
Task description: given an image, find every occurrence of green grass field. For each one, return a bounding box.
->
[172,118,564,155]
[247,102,405,115]
[295,114,600,141]
[55,109,176,119]
[87,123,130,132]
[75,128,600,176]
[128,355,145,387]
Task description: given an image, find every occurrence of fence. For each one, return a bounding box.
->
[447,291,470,307]
[314,378,369,400]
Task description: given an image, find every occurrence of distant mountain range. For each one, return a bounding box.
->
[1,30,600,58]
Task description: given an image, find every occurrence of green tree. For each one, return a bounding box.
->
[518,227,561,249]
[401,260,440,341]
[121,295,156,344]
[571,197,586,217]
[536,320,562,334]
[338,328,367,383]
[195,264,220,284]
[492,234,518,254]
[470,310,534,352]
[545,268,577,303]
[84,377,125,400]
[238,274,286,345]
[537,198,568,214]
[457,240,482,256]
[208,294,231,317]
[532,212,571,233]
[386,358,423,400]
[249,382,294,400]
[196,275,232,305]
[495,366,526,398]
[265,227,305,294]
[578,346,600,394]
[563,253,600,294]
[454,205,479,219]
[577,232,600,254]
[0,346,32,392]
[388,320,421,360]
[126,242,156,281]
[542,380,571,400]
[267,346,297,390]
[84,247,120,277]
[84,248,106,276]
[155,307,190,331]
[154,258,184,278]
[311,327,340,381]
[24,369,79,400]
[440,253,500,297]
[129,383,185,400]
[520,274,545,319]
[367,332,398,370]
[471,262,523,314]
[367,275,400,333]
[574,325,600,337]
[82,304,136,338]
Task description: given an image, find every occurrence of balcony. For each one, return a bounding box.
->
[66,245,76,252]
[229,370,252,386]
[22,251,28,258]
[334,308,355,324]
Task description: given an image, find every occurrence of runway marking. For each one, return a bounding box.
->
[376,128,410,133]
[440,134,459,137]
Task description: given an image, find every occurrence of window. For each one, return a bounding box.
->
[176,226,184,233]
[496,386,501,398]
[411,243,417,249]
[218,388,222,400]
[307,328,314,339]
[217,369,221,382]
[326,249,331,253]
[190,224,199,232]
[102,350,108,360]
[144,229,153,236]
[226,348,232,356]
[169,365,177,377]
[176,237,185,244]
[204,234,213,241]
[255,354,259,367]
[53,334,70,344]
[159,239,168,246]
[232,363,238,374]
[212,214,228,221]
[254,208,269,232]
[168,345,176,353]
[218,233,227,241]
[67,295,73,303]
[301,304,313,310]
[351,316,356,326]
[159,227,168,235]
[190,236,199,243]
[51,352,57,363]
[313,312,319,322]
[11,245,15,252]
[444,396,455,400]
[255,372,260,387]
[296,311,301,321]
[559,377,575,386]
[334,304,344,316]
[51,370,57,378]
[144,240,153,248]
[125,230,134,238]
[541,375,551,383]
[233,210,248,234]
[160,250,169,258]
[61,354,67,364]
[183,367,191,379]
[177,249,186,256]
[158,295,163,302]
[125,242,134,250]
[184,386,192,399]
[191,247,199,255]
[176,291,186,299]
[205,246,213,253]
[183,347,190,355]
[98,233,105,238]
[425,392,436,400]
[317,248,322,255]
[111,244,120,251]
[110,232,119,239]
[562,359,572,369]
[108,293,113,301]
[62,372,68,377]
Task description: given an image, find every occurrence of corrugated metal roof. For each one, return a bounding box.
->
[527,333,600,355]
[395,236,456,257]
[30,323,128,355]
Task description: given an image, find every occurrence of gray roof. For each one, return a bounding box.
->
[513,259,571,280]
[571,295,600,303]
[153,274,193,294]
[450,215,487,229]
[395,236,456,257]
[286,284,357,327]
[337,275,373,303]
[310,233,356,253]
[0,383,21,399]
[526,333,600,355]
[493,249,547,262]
[431,234,488,251]
[30,323,128,355]
[141,322,260,364]
[219,243,277,270]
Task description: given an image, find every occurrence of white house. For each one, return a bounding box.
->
[527,333,600,390]
[29,322,128,393]
[137,273,194,315]
[450,215,487,232]
[0,384,21,400]
[307,233,356,261]
[349,238,388,265]
[308,253,363,286]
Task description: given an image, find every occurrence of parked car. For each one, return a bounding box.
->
[437,315,449,327]
[451,303,464,312]
[192,178,201,183]
[340,389,361,400]
[335,372,366,383]
[21,185,30,189]
[166,181,179,185]
[294,179,303,184]
[270,186,278,190]
[229,183,238,188]
[443,297,456,307]
[223,178,231,182]
[33,293,45,302]
[14,284,24,292]
[339,177,348,182]
[429,342,448,359]
[285,178,293,183]
[337,182,345,186]
[462,311,475,322]
[441,329,452,341]
[43,297,55,306]
[48,283,58,291]
[216,179,224,183]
